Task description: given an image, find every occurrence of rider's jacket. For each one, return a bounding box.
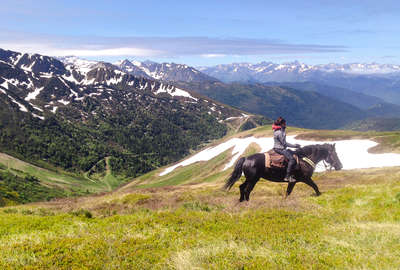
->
[273,125,297,150]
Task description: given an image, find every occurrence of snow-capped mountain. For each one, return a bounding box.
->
[0,48,242,122]
[198,61,400,83]
[115,59,219,83]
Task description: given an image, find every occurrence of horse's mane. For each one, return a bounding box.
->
[295,143,331,158]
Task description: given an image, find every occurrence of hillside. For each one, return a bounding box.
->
[265,81,387,110]
[176,81,368,129]
[1,128,399,269]
[343,117,400,132]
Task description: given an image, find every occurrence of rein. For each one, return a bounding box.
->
[302,157,316,169]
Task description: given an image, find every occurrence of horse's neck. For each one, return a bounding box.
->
[308,148,326,164]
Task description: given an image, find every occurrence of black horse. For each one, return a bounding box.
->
[225,144,343,202]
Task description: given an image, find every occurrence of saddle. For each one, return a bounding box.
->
[264,149,299,168]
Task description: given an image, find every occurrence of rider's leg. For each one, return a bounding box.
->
[275,149,296,182]
[286,151,296,180]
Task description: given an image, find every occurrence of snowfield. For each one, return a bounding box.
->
[160,136,400,176]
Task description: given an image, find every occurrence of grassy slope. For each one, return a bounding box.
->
[0,152,123,195]
[0,127,399,269]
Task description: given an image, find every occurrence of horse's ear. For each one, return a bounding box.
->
[333,143,336,148]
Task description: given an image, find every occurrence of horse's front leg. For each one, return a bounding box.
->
[285,182,296,198]
[304,178,321,196]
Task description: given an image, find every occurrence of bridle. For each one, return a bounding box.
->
[324,146,341,171]
[322,160,333,171]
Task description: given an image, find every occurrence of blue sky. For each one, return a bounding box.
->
[1,0,399,66]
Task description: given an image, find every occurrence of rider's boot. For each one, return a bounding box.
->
[284,174,296,182]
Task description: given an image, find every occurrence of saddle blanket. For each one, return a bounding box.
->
[264,149,299,168]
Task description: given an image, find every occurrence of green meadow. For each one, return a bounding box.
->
[0,153,126,195]
[0,128,399,269]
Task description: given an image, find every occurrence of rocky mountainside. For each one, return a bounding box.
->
[115,59,219,83]
[0,48,260,179]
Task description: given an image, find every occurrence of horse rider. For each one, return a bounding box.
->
[272,117,301,182]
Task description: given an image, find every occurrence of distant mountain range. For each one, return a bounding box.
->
[198,61,400,81]
[86,58,400,107]
[199,61,400,105]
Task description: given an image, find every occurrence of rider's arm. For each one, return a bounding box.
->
[286,141,298,148]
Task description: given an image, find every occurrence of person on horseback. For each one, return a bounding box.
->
[272,117,301,182]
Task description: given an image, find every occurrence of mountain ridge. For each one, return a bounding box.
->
[198,61,400,105]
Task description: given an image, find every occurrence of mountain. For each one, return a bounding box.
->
[115,59,219,83]
[199,61,400,82]
[0,48,265,182]
[264,81,400,118]
[199,61,400,105]
[265,81,384,110]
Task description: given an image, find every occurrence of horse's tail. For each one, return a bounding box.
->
[224,157,245,191]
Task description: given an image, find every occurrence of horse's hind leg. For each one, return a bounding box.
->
[244,177,260,201]
[304,178,321,196]
[239,181,247,202]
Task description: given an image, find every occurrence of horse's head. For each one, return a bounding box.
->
[323,143,342,170]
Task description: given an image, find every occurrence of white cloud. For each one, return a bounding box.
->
[0,42,163,57]
[0,31,347,58]
[201,54,227,58]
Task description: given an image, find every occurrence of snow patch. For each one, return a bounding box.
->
[160,136,400,176]
[58,99,70,105]
[59,56,97,75]
[7,95,28,112]
[62,73,81,84]
[106,76,124,85]
[0,81,8,90]
[25,87,44,101]
[40,73,54,78]
[32,113,45,120]
[155,84,197,101]
[30,104,43,112]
